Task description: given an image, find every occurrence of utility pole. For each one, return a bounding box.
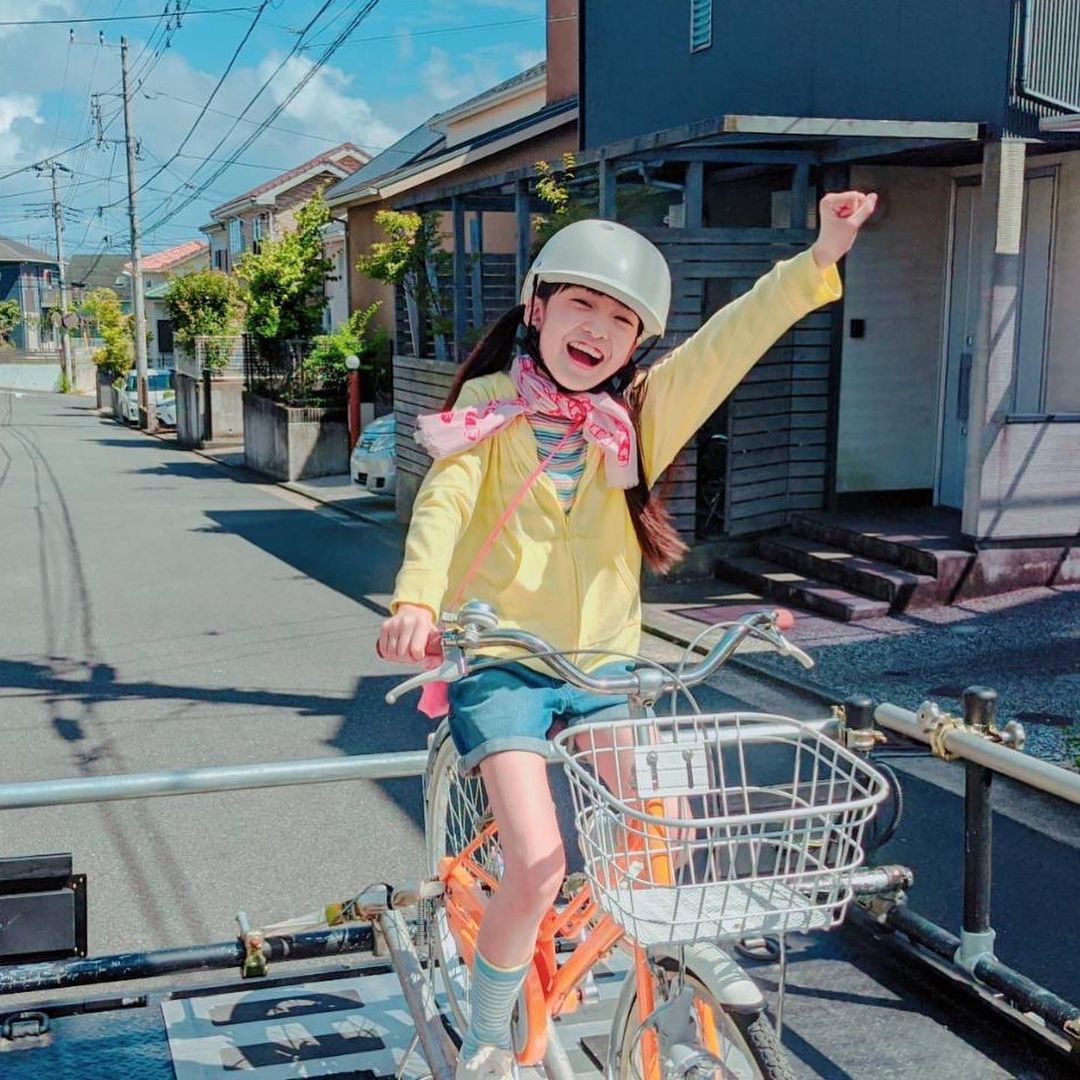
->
[120,35,153,430]
[36,160,74,390]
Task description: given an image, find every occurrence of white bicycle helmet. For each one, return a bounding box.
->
[521,219,671,340]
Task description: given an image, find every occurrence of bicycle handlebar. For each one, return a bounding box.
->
[384,602,813,706]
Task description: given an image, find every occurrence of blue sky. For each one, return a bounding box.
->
[0,0,546,255]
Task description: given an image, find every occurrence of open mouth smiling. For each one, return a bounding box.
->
[566,340,606,367]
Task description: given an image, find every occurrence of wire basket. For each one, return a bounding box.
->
[551,713,890,947]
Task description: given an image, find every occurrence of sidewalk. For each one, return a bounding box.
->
[158,427,1080,768]
[644,575,1080,765]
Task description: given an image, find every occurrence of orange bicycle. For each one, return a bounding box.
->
[388,602,893,1079]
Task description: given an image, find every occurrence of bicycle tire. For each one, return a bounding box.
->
[612,960,794,1080]
[424,723,504,1034]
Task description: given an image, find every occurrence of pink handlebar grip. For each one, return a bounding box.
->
[776,609,795,632]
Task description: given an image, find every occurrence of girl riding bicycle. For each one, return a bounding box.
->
[379,193,876,1079]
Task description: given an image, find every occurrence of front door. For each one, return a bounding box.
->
[938,182,980,509]
[938,172,1055,509]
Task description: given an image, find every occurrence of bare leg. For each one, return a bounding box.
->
[475,750,566,968]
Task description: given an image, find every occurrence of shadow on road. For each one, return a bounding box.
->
[202,509,401,619]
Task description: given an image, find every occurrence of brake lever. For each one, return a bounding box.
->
[778,636,815,670]
[384,658,463,705]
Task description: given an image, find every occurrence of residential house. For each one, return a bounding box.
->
[68,254,130,309]
[126,239,209,367]
[200,143,369,330]
[0,236,61,351]
[324,50,577,349]
[550,0,1080,609]
[325,7,579,513]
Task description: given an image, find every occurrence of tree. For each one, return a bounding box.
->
[356,208,449,357]
[165,270,242,372]
[532,153,592,256]
[0,298,21,347]
[303,301,389,398]
[80,287,134,378]
[235,191,332,345]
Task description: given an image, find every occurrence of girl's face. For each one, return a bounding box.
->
[528,286,641,392]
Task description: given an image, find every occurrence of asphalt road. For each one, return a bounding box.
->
[1,392,1074,1078]
[0,390,761,959]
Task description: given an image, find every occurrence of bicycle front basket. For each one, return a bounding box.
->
[551,713,890,947]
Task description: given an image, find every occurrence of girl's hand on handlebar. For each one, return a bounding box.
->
[378,604,439,663]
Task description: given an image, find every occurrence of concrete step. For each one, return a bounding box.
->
[789,513,975,591]
[758,533,940,610]
[714,555,891,623]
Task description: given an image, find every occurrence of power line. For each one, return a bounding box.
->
[142,89,365,147]
[140,0,343,235]
[96,1,268,211]
[0,138,96,184]
[0,5,260,27]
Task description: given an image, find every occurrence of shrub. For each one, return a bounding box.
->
[80,288,134,377]
[165,270,242,372]
[303,302,389,398]
[0,298,21,347]
[235,192,332,345]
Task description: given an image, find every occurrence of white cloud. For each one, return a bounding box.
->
[514,48,545,71]
[0,0,75,40]
[258,54,402,155]
[0,94,44,171]
[421,47,502,106]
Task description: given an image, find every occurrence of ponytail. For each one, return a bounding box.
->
[442,298,688,576]
[444,303,526,408]
[622,372,689,575]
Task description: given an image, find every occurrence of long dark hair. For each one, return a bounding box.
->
[443,287,688,574]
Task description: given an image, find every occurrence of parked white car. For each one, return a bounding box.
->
[350,413,396,495]
[155,394,177,427]
[116,369,175,424]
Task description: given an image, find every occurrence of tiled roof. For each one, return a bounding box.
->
[134,239,208,273]
[0,236,56,264]
[68,254,129,289]
[210,142,368,218]
[332,97,576,205]
[433,61,546,123]
[324,125,444,203]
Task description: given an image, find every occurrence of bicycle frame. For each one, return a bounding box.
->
[434,696,757,1078]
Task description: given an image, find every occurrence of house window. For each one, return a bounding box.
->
[690,0,712,52]
[228,218,244,255]
[251,212,268,252]
[213,249,226,271]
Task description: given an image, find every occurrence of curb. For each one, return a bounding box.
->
[136,419,402,533]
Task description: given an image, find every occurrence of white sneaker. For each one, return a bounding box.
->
[455,1043,518,1080]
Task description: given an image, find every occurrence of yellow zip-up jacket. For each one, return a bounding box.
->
[392,249,842,670]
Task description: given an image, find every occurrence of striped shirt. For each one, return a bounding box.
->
[527,413,587,513]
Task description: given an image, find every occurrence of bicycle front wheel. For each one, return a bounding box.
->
[424,723,504,1034]
[613,963,793,1080]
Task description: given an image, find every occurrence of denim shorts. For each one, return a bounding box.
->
[447,660,634,773]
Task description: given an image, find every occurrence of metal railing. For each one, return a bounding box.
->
[175,335,245,381]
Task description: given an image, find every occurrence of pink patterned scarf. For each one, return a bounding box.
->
[414,355,639,489]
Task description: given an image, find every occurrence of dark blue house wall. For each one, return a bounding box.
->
[582,0,1014,149]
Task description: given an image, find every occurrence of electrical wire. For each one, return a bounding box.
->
[143,0,386,240]
[138,0,340,235]
[96,0,269,210]
[0,5,260,27]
